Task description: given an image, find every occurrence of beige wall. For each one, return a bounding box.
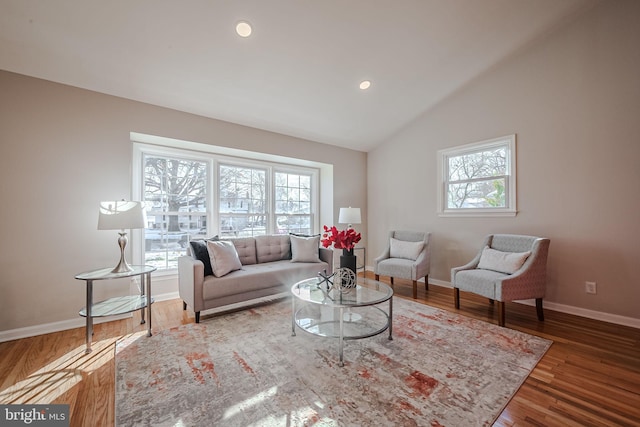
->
[368,0,640,321]
[0,71,367,333]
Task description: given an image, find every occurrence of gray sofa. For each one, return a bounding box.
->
[179,234,333,322]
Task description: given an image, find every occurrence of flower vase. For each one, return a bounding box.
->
[340,248,357,277]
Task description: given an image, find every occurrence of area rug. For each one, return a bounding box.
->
[115,297,551,426]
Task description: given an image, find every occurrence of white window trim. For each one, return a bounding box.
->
[437,134,517,217]
[130,133,324,273]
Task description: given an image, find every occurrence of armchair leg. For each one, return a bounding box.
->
[454,288,460,309]
[195,311,201,323]
[536,298,544,321]
[412,280,417,299]
[375,274,380,281]
[498,301,506,327]
[183,301,187,310]
[489,299,494,305]
[390,277,394,286]
[424,275,429,291]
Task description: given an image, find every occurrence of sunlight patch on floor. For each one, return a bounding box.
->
[0,337,119,404]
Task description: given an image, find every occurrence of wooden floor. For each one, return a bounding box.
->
[1,273,639,426]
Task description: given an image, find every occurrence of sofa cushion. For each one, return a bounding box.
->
[206,240,243,277]
[227,237,257,265]
[390,237,424,261]
[290,234,321,263]
[202,260,329,301]
[478,246,531,274]
[189,240,213,276]
[255,235,291,263]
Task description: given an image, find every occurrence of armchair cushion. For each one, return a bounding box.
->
[390,237,424,261]
[455,269,508,300]
[477,246,531,274]
[207,240,243,277]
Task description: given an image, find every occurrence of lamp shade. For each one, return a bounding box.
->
[98,201,146,230]
[338,207,361,225]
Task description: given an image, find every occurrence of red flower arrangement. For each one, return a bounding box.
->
[321,225,361,251]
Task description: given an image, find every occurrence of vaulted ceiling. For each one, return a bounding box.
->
[0,0,597,151]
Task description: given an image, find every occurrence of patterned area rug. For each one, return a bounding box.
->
[115,297,551,426]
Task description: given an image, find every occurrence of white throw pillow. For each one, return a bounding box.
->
[206,240,242,277]
[389,237,424,261]
[477,246,531,274]
[290,235,321,263]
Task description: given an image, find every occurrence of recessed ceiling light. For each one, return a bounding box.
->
[236,21,252,38]
[359,80,371,90]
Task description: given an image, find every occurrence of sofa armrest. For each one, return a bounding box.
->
[319,248,334,273]
[178,255,205,313]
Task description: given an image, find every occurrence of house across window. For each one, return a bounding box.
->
[437,135,517,217]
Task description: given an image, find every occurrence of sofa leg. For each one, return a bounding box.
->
[390,277,394,286]
[498,301,506,327]
[375,274,380,281]
[454,288,460,309]
[183,301,187,310]
[489,299,495,305]
[536,298,544,321]
[195,311,200,323]
[412,280,418,299]
[424,275,429,291]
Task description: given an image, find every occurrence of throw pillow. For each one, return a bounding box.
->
[477,246,531,274]
[206,240,242,277]
[389,237,424,261]
[189,240,214,276]
[290,234,321,263]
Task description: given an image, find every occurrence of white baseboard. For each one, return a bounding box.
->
[0,291,181,343]
[426,278,640,329]
[515,299,640,329]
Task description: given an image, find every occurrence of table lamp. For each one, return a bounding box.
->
[98,200,146,273]
[338,207,361,229]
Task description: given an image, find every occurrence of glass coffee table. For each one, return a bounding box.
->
[291,277,393,367]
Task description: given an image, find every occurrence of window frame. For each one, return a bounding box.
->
[437,134,517,217]
[132,141,320,273]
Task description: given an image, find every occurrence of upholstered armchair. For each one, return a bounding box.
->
[374,231,431,299]
[451,234,550,327]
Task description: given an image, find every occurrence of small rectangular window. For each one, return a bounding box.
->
[438,135,516,217]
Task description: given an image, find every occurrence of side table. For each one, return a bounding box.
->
[75,265,156,353]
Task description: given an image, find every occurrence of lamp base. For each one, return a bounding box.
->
[111,232,133,273]
[111,259,133,274]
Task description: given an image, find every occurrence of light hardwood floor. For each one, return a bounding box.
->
[1,273,639,426]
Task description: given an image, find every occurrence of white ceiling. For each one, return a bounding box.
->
[0,0,596,152]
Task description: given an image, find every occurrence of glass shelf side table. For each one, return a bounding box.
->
[75,265,156,353]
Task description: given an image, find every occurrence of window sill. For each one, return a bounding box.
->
[438,210,517,218]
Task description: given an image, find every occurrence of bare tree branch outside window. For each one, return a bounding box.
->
[143,155,208,269]
[446,146,508,209]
